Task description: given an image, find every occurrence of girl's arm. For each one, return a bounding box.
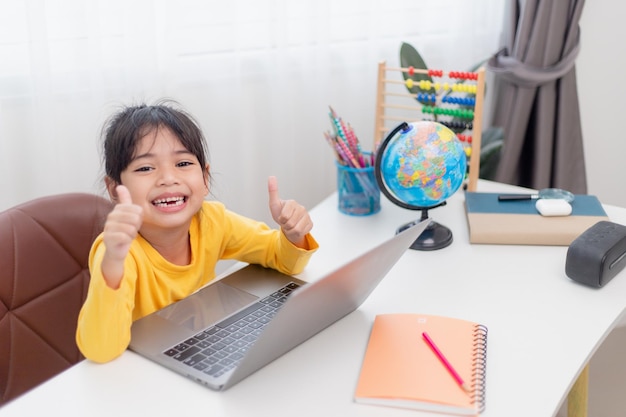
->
[76,244,137,363]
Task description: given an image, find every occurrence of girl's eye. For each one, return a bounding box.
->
[134,166,152,172]
[177,161,194,167]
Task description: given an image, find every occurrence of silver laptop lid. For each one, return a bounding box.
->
[130,218,429,391]
[222,218,430,389]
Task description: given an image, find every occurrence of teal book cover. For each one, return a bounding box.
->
[464,192,609,245]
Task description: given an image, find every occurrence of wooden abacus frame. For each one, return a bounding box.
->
[374,61,486,192]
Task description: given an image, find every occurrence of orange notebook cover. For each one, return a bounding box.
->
[354,314,488,415]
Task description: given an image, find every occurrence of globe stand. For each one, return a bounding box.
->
[374,121,463,252]
[396,205,453,251]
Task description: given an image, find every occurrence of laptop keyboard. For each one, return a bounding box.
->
[163,282,301,378]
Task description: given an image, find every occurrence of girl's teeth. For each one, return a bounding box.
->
[153,197,184,206]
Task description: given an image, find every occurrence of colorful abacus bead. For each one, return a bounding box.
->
[443,96,475,106]
[449,71,477,80]
[419,80,432,90]
[464,97,476,106]
[417,93,437,104]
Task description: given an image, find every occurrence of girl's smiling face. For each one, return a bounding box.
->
[110,126,209,233]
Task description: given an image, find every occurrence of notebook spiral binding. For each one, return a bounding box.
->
[470,324,488,413]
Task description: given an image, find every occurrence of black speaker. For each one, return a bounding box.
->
[565,221,626,288]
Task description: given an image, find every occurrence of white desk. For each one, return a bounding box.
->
[3,180,626,417]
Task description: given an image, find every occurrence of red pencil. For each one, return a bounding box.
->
[422,332,470,393]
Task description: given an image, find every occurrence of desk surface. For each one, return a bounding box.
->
[3,180,626,417]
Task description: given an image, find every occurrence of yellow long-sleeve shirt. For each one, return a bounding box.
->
[76,201,318,363]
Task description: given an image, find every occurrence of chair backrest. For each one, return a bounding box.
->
[0,193,113,405]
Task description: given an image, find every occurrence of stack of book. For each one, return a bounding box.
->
[464,192,609,245]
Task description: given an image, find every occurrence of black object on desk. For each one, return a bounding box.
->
[566,221,626,288]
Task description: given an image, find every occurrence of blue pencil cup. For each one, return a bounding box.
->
[336,162,381,216]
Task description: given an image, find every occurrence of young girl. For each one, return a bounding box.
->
[76,101,318,363]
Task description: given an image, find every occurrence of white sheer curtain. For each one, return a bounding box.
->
[0,0,504,225]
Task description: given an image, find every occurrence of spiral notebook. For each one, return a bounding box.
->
[354,314,488,415]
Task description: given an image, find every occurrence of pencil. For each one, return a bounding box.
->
[422,331,470,393]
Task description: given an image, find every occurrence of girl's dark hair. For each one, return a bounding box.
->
[102,100,209,183]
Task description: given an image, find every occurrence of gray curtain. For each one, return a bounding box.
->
[487,0,587,194]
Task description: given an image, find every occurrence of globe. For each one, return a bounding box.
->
[374,121,467,250]
[376,121,467,208]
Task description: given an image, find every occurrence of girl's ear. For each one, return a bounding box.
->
[105,177,120,201]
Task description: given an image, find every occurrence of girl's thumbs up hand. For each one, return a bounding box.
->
[268,176,312,249]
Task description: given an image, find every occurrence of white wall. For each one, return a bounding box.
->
[0,1,506,224]
[1,0,623,221]
[578,0,626,208]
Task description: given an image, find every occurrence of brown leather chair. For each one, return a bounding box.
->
[0,193,112,405]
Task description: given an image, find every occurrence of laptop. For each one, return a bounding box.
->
[129,219,429,391]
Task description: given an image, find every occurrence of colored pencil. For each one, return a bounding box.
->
[422,332,470,393]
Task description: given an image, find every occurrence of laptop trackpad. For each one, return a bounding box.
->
[156,282,258,332]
